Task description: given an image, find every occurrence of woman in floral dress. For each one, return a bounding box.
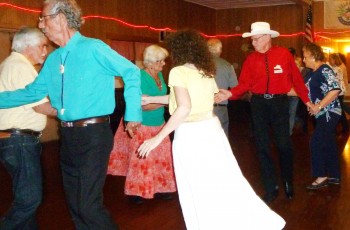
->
[108,44,176,203]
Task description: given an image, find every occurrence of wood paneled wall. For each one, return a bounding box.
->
[0,1,305,54]
[215,4,306,74]
[0,0,217,42]
[0,0,309,141]
[0,1,308,67]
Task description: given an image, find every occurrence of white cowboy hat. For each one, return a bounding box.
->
[242,22,280,38]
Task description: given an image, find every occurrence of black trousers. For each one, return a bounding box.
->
[250,95,293,194]
[60,122,118,230]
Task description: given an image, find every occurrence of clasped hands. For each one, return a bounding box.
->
[214,89,232,103]
[307,102,323,116]
[214,89,322,117]
[124,96,153,138]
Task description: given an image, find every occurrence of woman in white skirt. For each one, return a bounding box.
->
[138,29,286,230]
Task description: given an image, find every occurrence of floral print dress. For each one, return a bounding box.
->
[107,69,176,198]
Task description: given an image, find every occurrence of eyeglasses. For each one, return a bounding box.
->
[251,34,266,42]
[39,13,58,22]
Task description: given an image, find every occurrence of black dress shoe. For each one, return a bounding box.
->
[263,188,278,204]
[283,181,294,199]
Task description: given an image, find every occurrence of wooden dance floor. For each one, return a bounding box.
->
[1,100,350,230]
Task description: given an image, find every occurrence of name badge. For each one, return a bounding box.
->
[274,65,283,74]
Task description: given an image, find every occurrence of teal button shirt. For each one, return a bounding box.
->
[0,32,142,122]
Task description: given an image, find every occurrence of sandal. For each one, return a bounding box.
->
[306,178,328,190]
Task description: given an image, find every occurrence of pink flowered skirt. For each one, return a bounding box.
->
[107,119,176,198]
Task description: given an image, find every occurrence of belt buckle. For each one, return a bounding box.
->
[263,94,273,99]
[61,121,74,127]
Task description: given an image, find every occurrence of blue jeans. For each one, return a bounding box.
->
[0,135,42,230]
[250,95,293,194]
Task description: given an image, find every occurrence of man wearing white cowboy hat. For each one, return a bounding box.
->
[215,22,313,203]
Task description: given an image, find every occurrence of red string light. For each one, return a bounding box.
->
[83,15,150,29]
[1,2,347,40]
[0,3,40,13]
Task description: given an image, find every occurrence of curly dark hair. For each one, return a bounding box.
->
[165,29,215,78]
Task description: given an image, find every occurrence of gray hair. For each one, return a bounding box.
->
[143,45,169,67]
[44,0,84,30]
[207,38,222,57]
[12,27,46,52]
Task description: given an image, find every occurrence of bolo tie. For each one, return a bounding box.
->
[60,51,70,115]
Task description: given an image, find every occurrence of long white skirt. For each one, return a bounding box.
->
[172,116,286,230]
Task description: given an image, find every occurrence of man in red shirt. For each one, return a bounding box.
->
[216,22,312,203]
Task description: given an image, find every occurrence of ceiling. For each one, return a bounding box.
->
[183,0,309,10]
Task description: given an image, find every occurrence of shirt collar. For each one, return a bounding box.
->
[59,31,82,54]
[11,52,33,66]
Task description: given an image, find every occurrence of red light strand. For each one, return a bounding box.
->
[0,3,40,13]
[0,2,345,40]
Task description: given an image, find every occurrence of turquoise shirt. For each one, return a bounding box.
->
[0,32,142,122]
[141,69,167,126]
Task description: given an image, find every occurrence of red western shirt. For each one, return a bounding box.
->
[230,46,310,104]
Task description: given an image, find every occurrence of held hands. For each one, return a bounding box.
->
[214,89,232,103]
[307,102,322,116]
[125,121,141,138]
[137,135,162,158]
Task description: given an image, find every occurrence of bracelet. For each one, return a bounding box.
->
[318,105,322,110]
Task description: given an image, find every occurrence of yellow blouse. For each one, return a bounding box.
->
[168,65,218,122]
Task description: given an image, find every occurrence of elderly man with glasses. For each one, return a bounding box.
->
[216,22,312,204]
[0,0,142,229]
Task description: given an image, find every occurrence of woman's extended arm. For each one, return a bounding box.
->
[137,87,191,157]
[141,94,169,111]
[142,95,169,105]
